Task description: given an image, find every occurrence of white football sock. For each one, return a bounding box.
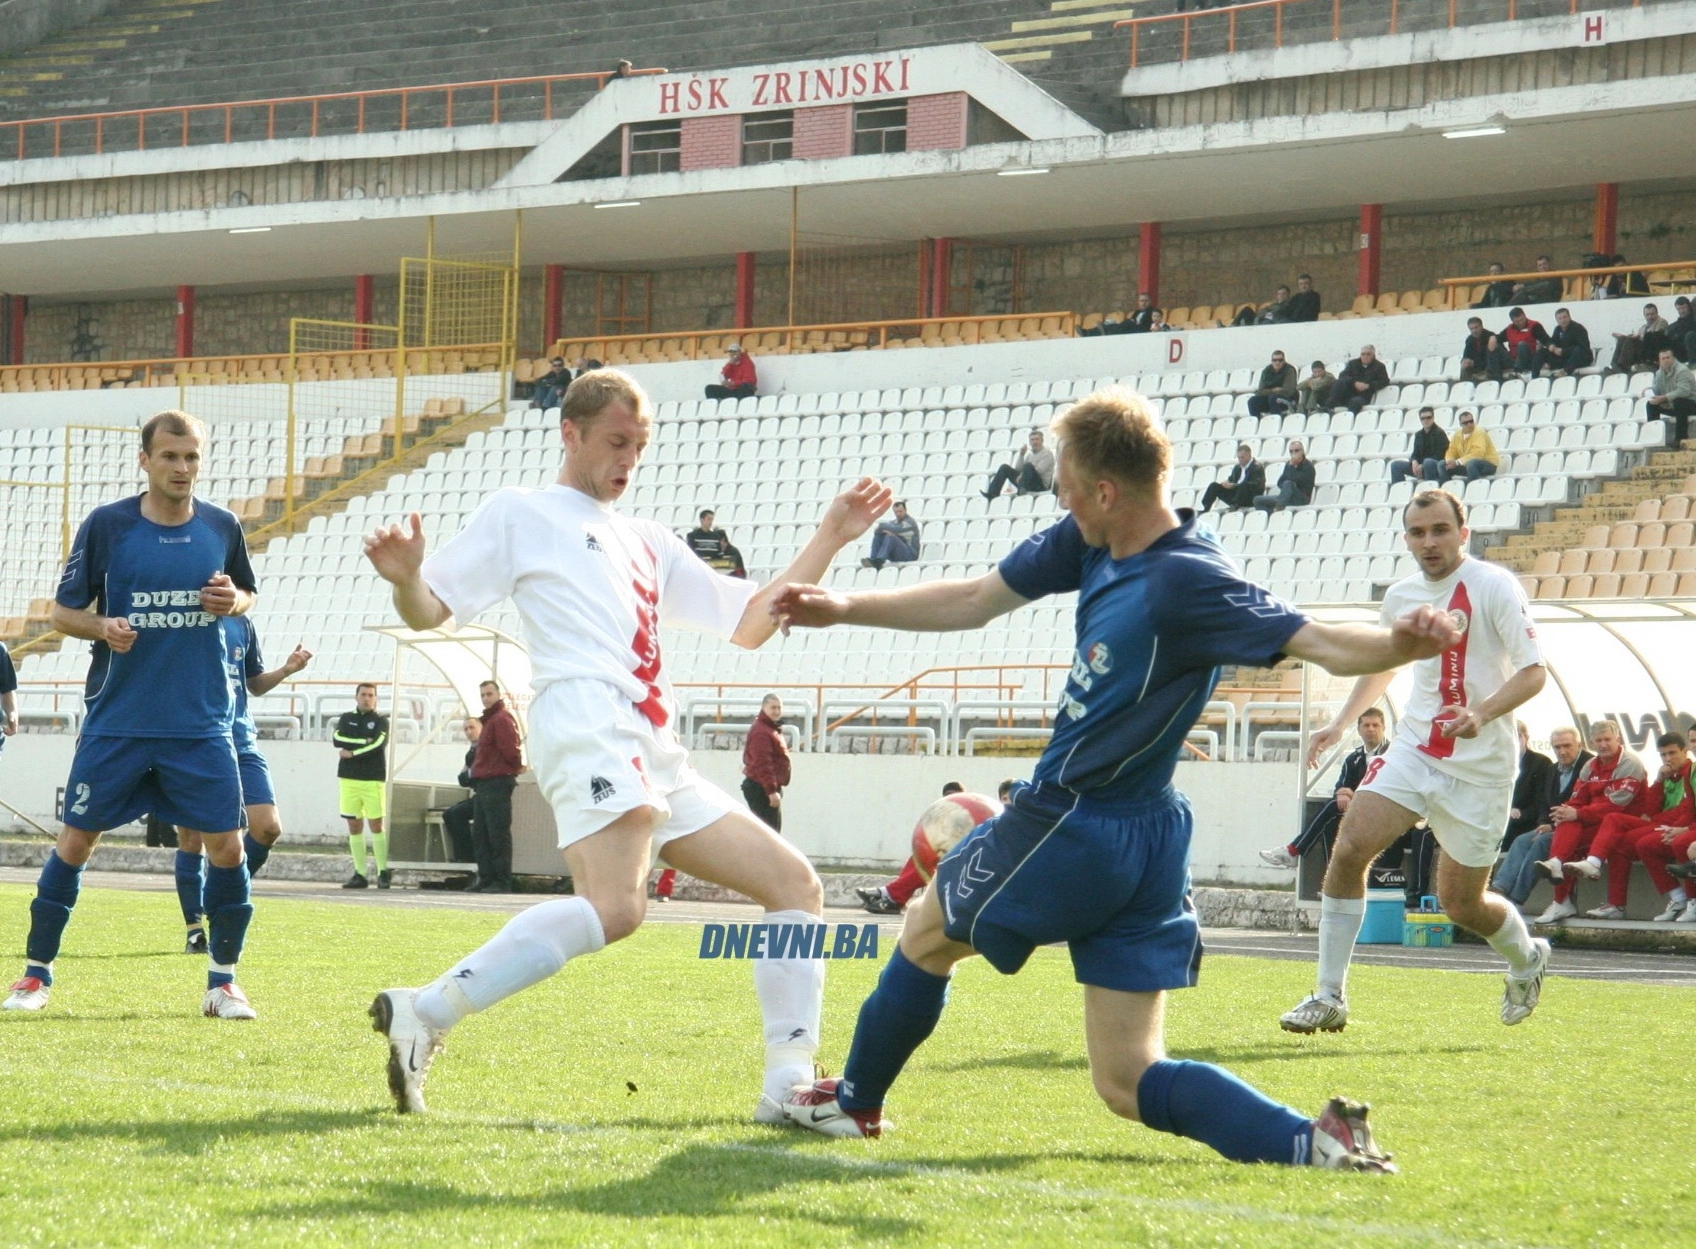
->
[1585,855,1603,870]
[414,896,606,1032]
[1485,904,1539,975]
[754,909,826,1098]
[1316,895,1367,999]
[1671,886,1688,903]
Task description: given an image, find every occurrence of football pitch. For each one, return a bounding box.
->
[1,882,1691,1248]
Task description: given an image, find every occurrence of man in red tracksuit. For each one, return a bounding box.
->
[741,693,790,833]
[1587,731,1695,919]
[1533,720,1647,923]
[705,344,758,400]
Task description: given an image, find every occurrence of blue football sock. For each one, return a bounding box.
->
[837,947,950,1113]
[203,862,254,982]
[174,850,206,928]
[25,852,84,978]
[1137,1059,1315,1165]
[242,833,271,877]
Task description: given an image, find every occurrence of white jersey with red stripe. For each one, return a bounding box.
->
[420,484,758,726]
[1378,555,1544,787]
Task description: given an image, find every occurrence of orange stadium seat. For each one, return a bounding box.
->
[1564,574,1594,598]
[1586,549,1616,575]
[1648,572,1678,596]
[1620,572,1650,598]
[1536,576,1566,599]
[1532,551,1560,576]
[1615,548,1645,574]
[1590,573,1621,597]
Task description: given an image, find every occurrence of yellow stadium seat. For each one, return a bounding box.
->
[1518,576,1539,598]
[1661,495,1690,522]
[1398,291,1424,312]
[1633,499,1661,522]
[1636,522,1667,548]
[1351,294,1375,315]
[1586,549,1616,575]
[1557,549,1587,576]
[1615,548,1645,574]
[1664,521,1693,548]
[1590,573,1621,598]
[1564,574,1593,598]
[1423,288,1449,310]
[1620,572,1649,598]
[1535,576,1566,599]
[1648,572,1678,597]
[1581,524,1610,550]
[1531,551,1560,576]
[1679,573,1696,597]
[1608,522,1638,549]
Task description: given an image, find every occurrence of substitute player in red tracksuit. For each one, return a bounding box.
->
[1635,817,1696,924]
[1534,721,1647,923]
[1586,732,1694,918]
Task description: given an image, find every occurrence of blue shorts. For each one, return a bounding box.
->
[236,743,275,808]
[63,734,244,835]
[934,781,1203,993]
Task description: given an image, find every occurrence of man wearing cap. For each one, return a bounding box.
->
[705,344,758,400]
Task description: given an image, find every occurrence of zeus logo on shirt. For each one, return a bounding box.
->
[125,590,217,630]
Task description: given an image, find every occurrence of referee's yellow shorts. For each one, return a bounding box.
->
[339,778,386,821]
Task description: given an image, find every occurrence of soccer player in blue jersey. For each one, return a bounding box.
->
[174,620,312,955]
[3,410,263,1019]
[772,390,1460,1171]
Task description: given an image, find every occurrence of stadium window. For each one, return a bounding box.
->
[742,111,794,165]
[853,101,907,155]
[627,120,682,175]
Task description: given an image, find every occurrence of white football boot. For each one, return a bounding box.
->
[3,975,50,1012]
[1501,938,1552,1026]
[203,983,258,1020]
[1310,1096,1398,1173]
[781,1078,888,1138]
[1280,990,1349,1034]
[369,988,446,1113]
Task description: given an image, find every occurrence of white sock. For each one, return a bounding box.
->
[754,909,826,1099]
[1585,855,1603,870]
[1316,895,1367,999]
[1672,887,1688,903]
[1485,904,1539,975]
[414,896,606,1031]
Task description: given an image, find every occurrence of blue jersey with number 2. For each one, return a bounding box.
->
[998,511,1310,801]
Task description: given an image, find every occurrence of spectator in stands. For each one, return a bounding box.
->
[1126,291,1160,333]
[575,357,604,378]
[704,343,757,400]
[1668,296,1695,364]
[862,501,920,569]
[1459,316,1505,382]
[1511,255,1563,305]
[0,642,14,777]
[1390,408,1448,485]
[980,429,1055,499]
[1286,273,1321,322]
[1499,307,1550,376]
[1325,344,1389,413]
[1246,351,1299,417]
[686,508,746,577]
[1503,721,1557,852]
[1585,730,1695,920]
[530,357,572,410]
[1533,719,1647,924]
[1472,262,1516,309]
[1495,726,1591,908]
[1613,254,1651,297]
[1259,708,1389,870]
[1252,440,1315,512]
[440,717,481,873]
[1535,307,1594,377]
[466,680,523,893]
[1296,360,1334,414]
[1609,303,1670,374]
[1646,347,1696,447]
[1199,444,1264,513]
[1433,411,1499,483]
[1232,285,1288,327]
[741,694,790,833]
[1583,252,1624,301]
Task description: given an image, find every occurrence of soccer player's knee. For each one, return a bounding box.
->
[1091,1064,1150,1122]
[55,827,100,865]
[590,893,646,944]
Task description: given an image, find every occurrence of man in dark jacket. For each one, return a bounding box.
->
[1284,273,1321,322]
[1253,440,1316,512]
[1199,444,1264,512]
[1494,727,1592,905]
[440,717,481,870]
[1534,307,1593,377]
[1246,351,1299,417]
[1390,408,1449,485]
[686,509,746,577]
[1471,262,1516,309]
[530,358,573,410]
[1511,255,1564,306]
[741,694,791,832]
[1503,721,1557,851]
[1668,296,1696,365]
[1260,709,1390,869]
[1325,345,1390,413]
[1460,316,1507,382]
[467,680,524,893]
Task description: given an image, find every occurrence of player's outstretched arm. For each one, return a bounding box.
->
[1283,604,1461,677]
[771,569,1030,636]
[364,512,451,631]
[249,644,313,697]
[1305,671,1396,768]
[50,602,137,653]
[730,478,891,648]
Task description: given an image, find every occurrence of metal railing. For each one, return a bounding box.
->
[0,67,667,162]
[0,345,506,394]
[1116,0,1640,69]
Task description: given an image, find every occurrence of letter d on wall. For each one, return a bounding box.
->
[1168,336,1185,366]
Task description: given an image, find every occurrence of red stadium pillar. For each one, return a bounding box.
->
[1138,222,1162,306]
[174,284,195,359]
[928,238,954,319]
[733,252,756,329]
[353,273,374,350]
[1593,183,1619,257]
[1357,204,1382,298]
[544,263,565,349]
[5,295,24,365]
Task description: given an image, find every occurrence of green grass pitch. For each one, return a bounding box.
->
[1,882,1691,1248]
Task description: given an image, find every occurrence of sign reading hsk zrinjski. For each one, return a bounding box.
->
[651,52,925,117]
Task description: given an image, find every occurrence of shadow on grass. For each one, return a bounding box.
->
[256,1141,929,1236]
[1179,1042,1493,1066]
[0,1108,379,1155]
[934,1048,1089,1073]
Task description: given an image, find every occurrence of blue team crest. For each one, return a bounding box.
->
[1087,642,1112,675]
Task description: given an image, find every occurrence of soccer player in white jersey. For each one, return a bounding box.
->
[361,369,890,1116]
[1282,489,1552,1034]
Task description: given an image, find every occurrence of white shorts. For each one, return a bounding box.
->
[528,679,741,851]
[1356,740,1509,869]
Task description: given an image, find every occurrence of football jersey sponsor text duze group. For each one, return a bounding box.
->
[124,589,219,630]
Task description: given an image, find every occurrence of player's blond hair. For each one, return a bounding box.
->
[140,409,206,453]
[1050,389,1170,492]
[561,368,650,430]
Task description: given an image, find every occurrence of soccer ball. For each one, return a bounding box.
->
[911,792,998,882]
